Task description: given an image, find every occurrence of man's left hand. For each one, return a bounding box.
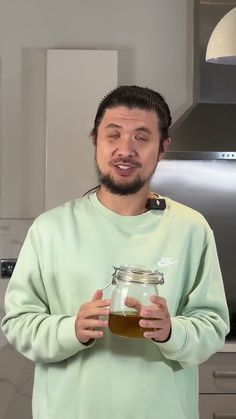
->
[139,295,171,342]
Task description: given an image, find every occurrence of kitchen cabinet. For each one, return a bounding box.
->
[0,342,34,419]
[199,351,236,419]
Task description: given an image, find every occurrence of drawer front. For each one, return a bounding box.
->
[199,395,236,419]
[199,353,236,394]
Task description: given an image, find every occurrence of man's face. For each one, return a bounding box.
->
[95,106,170,195]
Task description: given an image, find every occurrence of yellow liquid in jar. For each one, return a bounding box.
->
[109,311,154,338]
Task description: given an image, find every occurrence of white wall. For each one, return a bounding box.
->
[0,0,194,219]
[46,49,117,210]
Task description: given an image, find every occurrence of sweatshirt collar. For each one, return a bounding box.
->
[88,192,165,226]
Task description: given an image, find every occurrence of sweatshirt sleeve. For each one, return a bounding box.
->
[1,222,95,363]
[154,233,230,368]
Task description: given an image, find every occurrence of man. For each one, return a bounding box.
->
[1,86,229,419]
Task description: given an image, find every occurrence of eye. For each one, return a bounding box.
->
[135,135,149,142]
[107,132,120,139]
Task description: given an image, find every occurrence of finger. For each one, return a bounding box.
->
[124,297,142,312]
[143,329,170,341]
[139,319,164,329]
[80,319,109,329]
[143,330,162,340]
[91,290,103,302]
[81,299,111,311]
[80,306,110,319]
[80,329,104,341]
[150,295,167,307]
[140,308,163,319]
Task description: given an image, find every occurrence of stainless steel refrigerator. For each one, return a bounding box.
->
[151,152,236,341]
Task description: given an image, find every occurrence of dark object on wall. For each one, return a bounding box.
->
[0,259,17,278]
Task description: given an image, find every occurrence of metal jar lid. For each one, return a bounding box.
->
[112,265,164,285]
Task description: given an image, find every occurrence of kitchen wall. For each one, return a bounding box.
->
[0,0,195,217]
[0,0,194,417]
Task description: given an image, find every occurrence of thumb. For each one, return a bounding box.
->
[91,289,103,302]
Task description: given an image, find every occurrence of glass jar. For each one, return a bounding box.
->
[109,265,164,338]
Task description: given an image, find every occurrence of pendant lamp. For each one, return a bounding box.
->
[206,6,236,64]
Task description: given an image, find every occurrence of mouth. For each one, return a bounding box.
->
[111,160,140,177]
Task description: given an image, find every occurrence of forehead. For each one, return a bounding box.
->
[100,106,159,130]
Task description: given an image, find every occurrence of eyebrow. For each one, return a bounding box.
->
[105,123,152,135]
[105,123,122,129]
[135,127,152,135]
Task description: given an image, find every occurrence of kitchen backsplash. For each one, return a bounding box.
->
[0,219,34,419]
[0,217,33,323]
[0,219,33,261]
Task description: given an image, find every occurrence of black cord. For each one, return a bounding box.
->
[82,185,101,197]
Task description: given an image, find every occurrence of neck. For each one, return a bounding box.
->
[97,185,151,216]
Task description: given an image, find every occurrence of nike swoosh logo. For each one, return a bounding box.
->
[158,260,178,268]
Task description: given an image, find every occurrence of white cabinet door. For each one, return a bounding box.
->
[0,48,46,219]
[45,49,117,211]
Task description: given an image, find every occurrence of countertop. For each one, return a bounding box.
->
[219,340,236,352]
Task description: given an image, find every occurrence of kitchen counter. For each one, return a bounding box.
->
[219,340,236,352]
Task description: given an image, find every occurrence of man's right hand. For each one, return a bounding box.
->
[75,290,110,344]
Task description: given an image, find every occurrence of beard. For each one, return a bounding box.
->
[96,167,145,195]
[95,159,157,196]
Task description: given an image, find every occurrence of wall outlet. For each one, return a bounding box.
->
[0,259,17,278]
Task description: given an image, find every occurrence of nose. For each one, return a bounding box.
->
[114,136,137,158]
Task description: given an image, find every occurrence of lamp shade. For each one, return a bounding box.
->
[206,6,236,64]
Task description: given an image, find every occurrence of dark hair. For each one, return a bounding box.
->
[91,85,172,150]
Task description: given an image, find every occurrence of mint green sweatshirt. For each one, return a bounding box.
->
[1,193,229,419]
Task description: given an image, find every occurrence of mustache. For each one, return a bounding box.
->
[109,158,142,168]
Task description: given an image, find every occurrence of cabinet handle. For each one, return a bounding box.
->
[213,371,236,378]
[213,414,236,419]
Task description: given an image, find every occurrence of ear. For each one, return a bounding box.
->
[158,137,171,162]
[91,134,97,146]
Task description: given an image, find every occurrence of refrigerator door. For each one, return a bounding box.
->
[151,158,236,336]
